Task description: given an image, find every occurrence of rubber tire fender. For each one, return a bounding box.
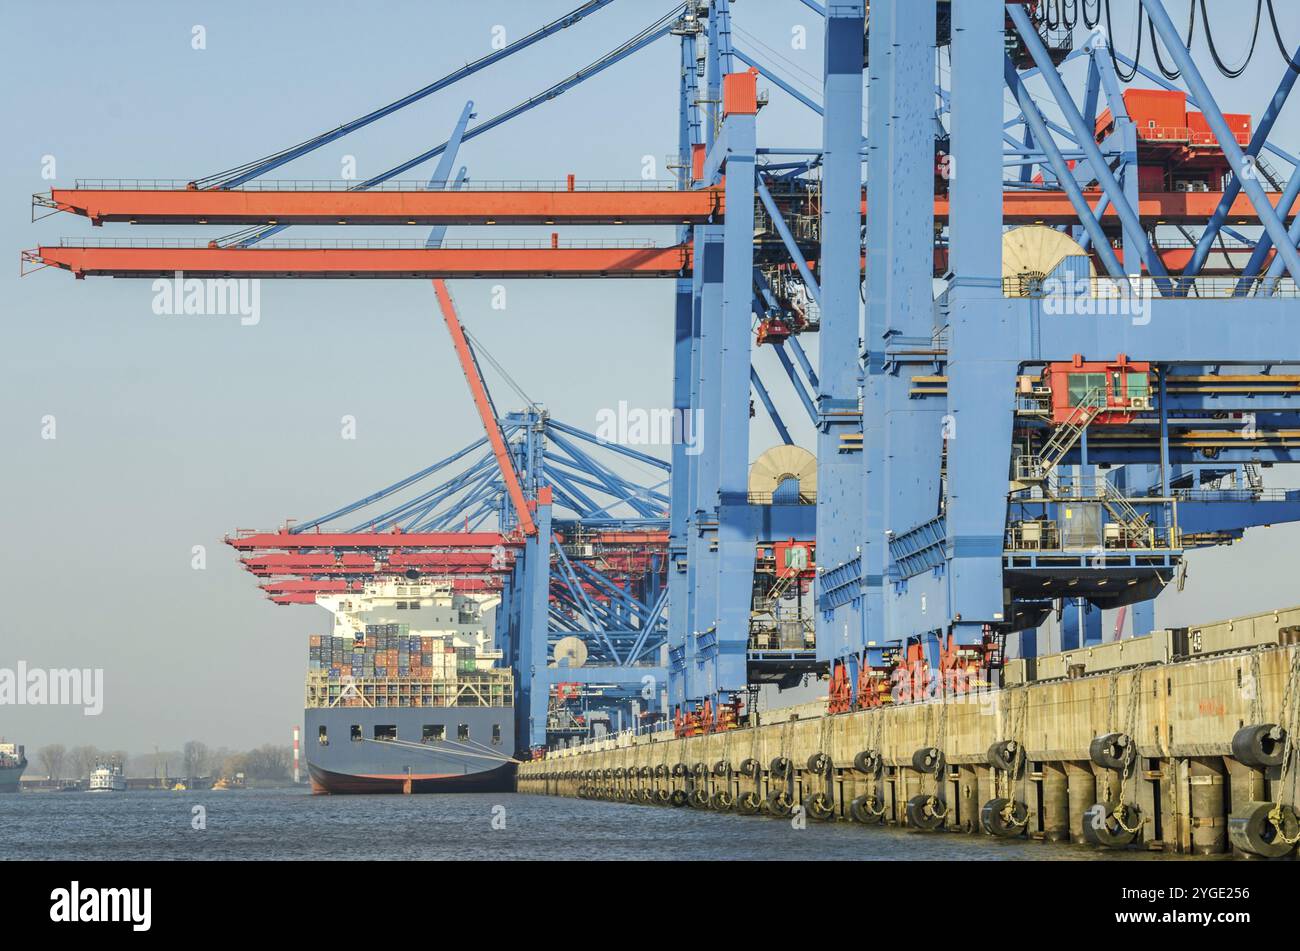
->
[804,791,835,821]
[671,762,688,778]
[1231,724,1287,769]
[712,759,731,777]
[853,749,882,776]
[912,747,943,774]
[710,790,735,811]
[669,789,689,808]
[849,793,885,824]
[738,757,761,778]
[806,752,831,775]
[1080,801,1142,848]
[1228,801,1300,858]
[1089,733,1134,771]
[765,790,794,817]
[769,756,792,779]
[736,791,762,815]
[689,788,709,808]
[980,797,1029,837]
[986,739,1020,773]
[905,794,946,831]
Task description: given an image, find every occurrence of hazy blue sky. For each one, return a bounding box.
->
[3,1,1300,752]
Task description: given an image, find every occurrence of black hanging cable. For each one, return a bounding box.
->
[1149,0,1196,81]
[1106,0,1143,82]
[1200,0,1262,79]
[1265,0,1300,72]
[1062,0,1079,31]
[1083,0,1102,30]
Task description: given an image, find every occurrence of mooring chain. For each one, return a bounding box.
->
[1002,687,1029,806]
[818,705,832,764]
[1273,650,1300,821]
[1250,651,1265,730]
[927,684,951,808]
[1107,673,1120,733]
[1113,669,1145,835]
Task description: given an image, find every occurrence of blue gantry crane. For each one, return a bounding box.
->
[28,0,1300,752]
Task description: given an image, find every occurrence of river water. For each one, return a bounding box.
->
[0,788,1191,860]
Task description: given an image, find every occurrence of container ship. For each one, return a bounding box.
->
[0,741,27,793]
[305,582,515,794]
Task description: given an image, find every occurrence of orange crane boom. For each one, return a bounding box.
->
[433,279,537,537]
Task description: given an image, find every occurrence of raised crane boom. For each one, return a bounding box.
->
[433,279,537,537]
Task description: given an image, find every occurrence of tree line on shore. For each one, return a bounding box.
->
[34,740,294,783]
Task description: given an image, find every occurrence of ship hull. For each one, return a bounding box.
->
[305,706,514,795]
[0,762,26,793]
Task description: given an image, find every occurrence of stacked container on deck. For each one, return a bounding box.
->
[308,626,460,681]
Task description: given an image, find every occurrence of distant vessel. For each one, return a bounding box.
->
[0,741,27,793]
[211,772,246,790]
[87,764,126,792]
[306,582,515,794]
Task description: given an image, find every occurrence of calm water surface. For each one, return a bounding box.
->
[1,788,1192,860]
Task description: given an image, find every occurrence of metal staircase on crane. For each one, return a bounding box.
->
[1014,388,1105,483]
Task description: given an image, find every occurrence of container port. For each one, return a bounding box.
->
[14,0,1300,885]
[519,606,1300,857]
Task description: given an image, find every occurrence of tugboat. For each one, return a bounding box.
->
[211,771,246,790]
[87,763,127,792]
[0,741,27,793]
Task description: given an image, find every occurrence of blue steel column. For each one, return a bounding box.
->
[943,0,1014,647]
[667,22,701,713]
[814,0,867,666]
[667,275,696,708]
[710,80,757,703]
[860,0,892,687]
[871,1,946,657]
[1061,598,1102,650]
[522,493,553,749]
[685,226,724,707]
